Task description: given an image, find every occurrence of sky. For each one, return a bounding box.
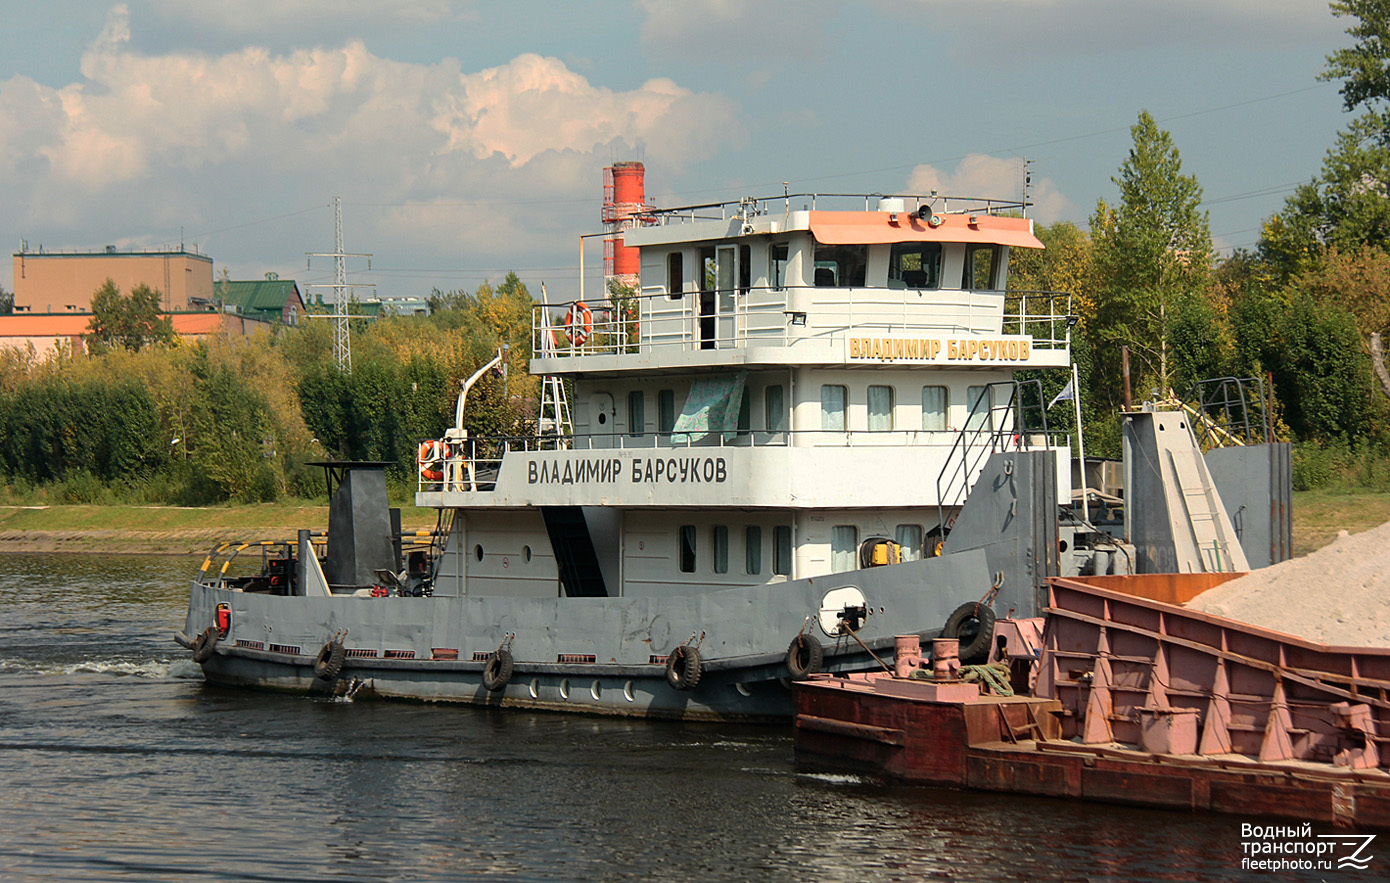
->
[0,1,1358,303]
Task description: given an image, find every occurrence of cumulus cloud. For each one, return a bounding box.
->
[906,154,1078,223]
[0,3,739,268]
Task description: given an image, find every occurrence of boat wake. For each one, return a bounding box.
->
[0,657,205,680]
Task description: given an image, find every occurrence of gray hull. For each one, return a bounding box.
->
[181,549,995,721]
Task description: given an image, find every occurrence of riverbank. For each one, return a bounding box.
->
[0,502,437,556]
[0,490,1382,557]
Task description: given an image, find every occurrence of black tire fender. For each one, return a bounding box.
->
[665,644,702,691]
[942,602,997,666]
[482,648,514,693]
[314,639,346,682]
[191,626,219,663]
[785,633,824,680]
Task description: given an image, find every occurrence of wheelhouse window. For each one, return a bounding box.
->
[773,526,793,575]
[813,244,868,287]
[713,525,729,574]
[737,390,751,436]
[867,385,894,431]
[922,386,948,431]
[820,384,847,431]
[765,384,786,434]
[831,525,858,573]
[739,244,751,295]
[628,391,645,437]
[667,252,684,299]
[770,243,789,291]
[896,524,923,562]
[680,525,696,573]
[889,242,942,289]
[963,245,999,290]
[745,526,762,574]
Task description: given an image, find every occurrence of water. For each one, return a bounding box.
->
[0,553,1373,881]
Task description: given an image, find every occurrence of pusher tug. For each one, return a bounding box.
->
[179,165,1231,720]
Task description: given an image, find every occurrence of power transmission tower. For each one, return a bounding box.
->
[305,196,374,372]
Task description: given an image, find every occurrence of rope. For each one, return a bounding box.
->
[908,661,1015,697]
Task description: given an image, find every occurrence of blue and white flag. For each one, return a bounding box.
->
[1048,379,1074,410]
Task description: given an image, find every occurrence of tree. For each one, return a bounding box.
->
[1263,1,1390,275]
[0,283,12,315]
[85,279,175,353]
[1089,111,1212,406]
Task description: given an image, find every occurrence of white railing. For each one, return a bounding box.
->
[417,425,1068,494]
[532,288,1072,359]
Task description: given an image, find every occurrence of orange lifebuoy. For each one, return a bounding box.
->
[565,301,593,347]
[417,440,444,482]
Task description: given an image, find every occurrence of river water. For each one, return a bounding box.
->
[0,553,1373,882]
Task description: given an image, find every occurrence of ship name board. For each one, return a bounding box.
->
[847,335,1032,363]
[528,456,728,485]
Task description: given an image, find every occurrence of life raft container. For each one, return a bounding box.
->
[566,301,593,347]
[417,440,445,482]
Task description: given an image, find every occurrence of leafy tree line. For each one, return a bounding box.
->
[0,272,537,504]
[1013,2,1390,485]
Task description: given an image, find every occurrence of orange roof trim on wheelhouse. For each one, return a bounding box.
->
[807,211,1044,249]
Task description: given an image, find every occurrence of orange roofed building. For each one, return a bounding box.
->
[0,312,273,358]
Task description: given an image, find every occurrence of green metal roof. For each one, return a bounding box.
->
[217,280,303,321]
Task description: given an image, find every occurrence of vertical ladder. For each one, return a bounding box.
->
[536,284,572,446]
[1167,447,1233,571]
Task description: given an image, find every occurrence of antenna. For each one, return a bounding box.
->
[1022,157,1033,218]
[305,196,374,372]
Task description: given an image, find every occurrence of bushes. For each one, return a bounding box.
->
[1292,438,1390,491]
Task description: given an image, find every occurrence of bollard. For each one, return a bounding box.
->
[894,634,923,678]
[932,637,961,680]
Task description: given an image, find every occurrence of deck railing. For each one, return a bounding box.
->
[418,423,1068,494]
[533,287,1073,359]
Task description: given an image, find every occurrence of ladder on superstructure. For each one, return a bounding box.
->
[536,284,572,447]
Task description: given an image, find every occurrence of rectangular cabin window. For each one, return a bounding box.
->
[745,526,762,574]
[713,525,729,574]
[888,242,942,289]
[867,385,894,431]
[963,245,999,290]
[765,384,786,434]
[831,525,858,573]
[896,524,923,562]
[667,252,684,299]
[773,525,793,575]
[739,244,751,295]
[771,243,789,291]
[628,390,645,438]
[966,385,993,432]
[680,525,697,573]
[820,384,847,431]
[658,389,676,435]
[922,386,948,431]
[813,244,868,287]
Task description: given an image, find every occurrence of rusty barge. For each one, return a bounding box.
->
[794,574,1390,830]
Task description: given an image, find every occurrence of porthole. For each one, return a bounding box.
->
[560,678,571,700]
[623,680,636,702]
[590,680,602,700]
[528,678,539,699]
[523,545,532,562]
[474,544,484,562]
[735,683,752,697]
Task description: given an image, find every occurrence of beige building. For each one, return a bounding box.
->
[11,246,215,313]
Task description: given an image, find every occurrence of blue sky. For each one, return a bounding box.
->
[0,1,1355,301]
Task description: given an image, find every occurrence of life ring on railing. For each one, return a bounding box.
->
[565,301,593,347]
[417,440,445,482]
